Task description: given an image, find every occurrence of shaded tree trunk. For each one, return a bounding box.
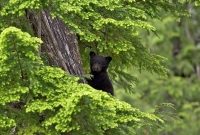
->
[172,22,181,59]
[26,10,84,76]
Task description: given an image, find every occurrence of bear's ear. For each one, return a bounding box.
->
[90,51,96,57]
[105,56,112,63]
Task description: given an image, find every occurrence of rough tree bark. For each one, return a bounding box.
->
[26,10,84,76]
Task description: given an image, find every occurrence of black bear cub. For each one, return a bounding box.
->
[87,51,114,95]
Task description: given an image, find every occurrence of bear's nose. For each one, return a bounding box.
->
[92,64,99,71]
[93,66,98,70]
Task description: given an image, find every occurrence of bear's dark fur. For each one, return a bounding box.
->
[86,51,114,95]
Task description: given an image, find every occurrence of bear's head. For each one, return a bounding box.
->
[89,51,112,73]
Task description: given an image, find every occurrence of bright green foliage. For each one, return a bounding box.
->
[0,27,42,105]
[0,116,16,130]
[0,27,164,134]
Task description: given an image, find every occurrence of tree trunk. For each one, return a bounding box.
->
[172,22,181,59]
[26,10,84,76]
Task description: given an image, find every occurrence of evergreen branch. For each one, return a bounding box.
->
[12,36,24,81]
